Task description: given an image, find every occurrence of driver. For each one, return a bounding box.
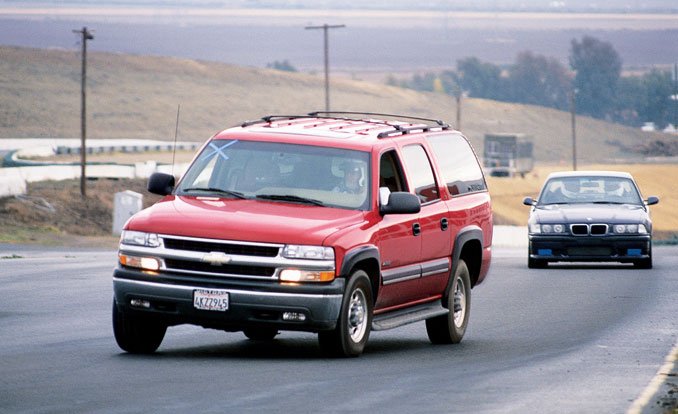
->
[334,162,363,194]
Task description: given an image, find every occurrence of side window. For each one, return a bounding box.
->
[426,133,487,196]
[379,150,407,193]
[401,145,440,203]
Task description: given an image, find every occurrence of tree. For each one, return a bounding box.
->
[637,69,673,129]
[456,57,504,100]
[569,36,622,119]
[507,51,571,110]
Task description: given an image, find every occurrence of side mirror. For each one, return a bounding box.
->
[645,196,659,206]
[380,191,421,215]
[148,172,175,196]
[523,196,535,206]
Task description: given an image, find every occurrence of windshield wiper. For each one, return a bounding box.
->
[256,194,325,206]
[181,187,246,199]
[592,201,625,204]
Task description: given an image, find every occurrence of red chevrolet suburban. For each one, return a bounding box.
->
[113,112,493,357]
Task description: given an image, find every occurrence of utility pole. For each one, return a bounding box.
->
[305,24,345,112]
[570,88,577,171]
[73,26,94,197]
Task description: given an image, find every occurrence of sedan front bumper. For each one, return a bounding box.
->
[528,234,651,263]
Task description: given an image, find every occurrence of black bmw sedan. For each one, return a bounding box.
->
[523,171,659,269]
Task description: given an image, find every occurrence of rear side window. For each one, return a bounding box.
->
[401,144,440,203]
[427,133,487,196]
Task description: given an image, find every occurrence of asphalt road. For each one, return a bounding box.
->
[0,245,676,413]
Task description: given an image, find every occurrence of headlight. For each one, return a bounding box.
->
[613,224,647,234]
[120,230,160,247]
[119,253,161,271]
[531,223,566,234]
[282,245,334,260]
[279,269,335,283]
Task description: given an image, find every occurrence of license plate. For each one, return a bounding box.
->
[193,289,230,312]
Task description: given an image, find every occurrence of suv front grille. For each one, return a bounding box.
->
[163,237,280,257]
[164,259,276,277]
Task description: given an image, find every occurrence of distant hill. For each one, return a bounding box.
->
[0,45,667,164]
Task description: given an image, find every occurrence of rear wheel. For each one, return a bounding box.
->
[112,299,166,354]
[318,270,372,357]
[243,328,279,341]
[426,260,471,344]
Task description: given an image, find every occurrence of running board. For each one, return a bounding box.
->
[372,302,448,331]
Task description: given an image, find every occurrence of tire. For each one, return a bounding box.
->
[634,255,653,269]
[426,260,471,345]
[112,299,166,354]
[528,257,547,269]
[318,270,373,357]
[243,328,279,341]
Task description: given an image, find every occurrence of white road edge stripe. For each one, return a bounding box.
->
[627,339,678,414]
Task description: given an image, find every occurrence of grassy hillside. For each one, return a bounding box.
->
[0,45,669,164]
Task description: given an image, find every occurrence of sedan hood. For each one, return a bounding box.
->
[532,203,648,224]
[126,196,367,245]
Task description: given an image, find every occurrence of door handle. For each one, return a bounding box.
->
[441,218,448,231]
[413,223,421,236]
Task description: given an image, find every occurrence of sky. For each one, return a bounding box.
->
[0,0,677,13]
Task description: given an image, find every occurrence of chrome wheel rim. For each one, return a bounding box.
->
[347,288,367,342]
[453,276,467,328]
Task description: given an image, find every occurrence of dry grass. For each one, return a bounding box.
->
[1,45,672,165]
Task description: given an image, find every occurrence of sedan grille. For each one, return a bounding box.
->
[570,224,608,236]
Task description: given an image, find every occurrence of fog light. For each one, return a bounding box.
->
[130,299,151,309]
[282,312,306,322]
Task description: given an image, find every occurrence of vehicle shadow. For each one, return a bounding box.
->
[541,263,642,270]
[115,334,451,360]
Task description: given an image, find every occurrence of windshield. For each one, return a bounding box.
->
[537,176,642,205]
[176,139,370,210]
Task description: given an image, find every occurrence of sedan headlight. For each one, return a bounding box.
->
[120,230,161,247]
[613,224,647,234]
[530,223,567,234]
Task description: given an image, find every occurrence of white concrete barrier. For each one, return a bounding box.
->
[0,168,27,198]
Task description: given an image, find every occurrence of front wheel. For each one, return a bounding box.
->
[426,260,471,344]
[528,257,547,269]
[112,299,166,354]
[318,270,373,357]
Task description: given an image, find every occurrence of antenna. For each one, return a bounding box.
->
[171,104,180,178]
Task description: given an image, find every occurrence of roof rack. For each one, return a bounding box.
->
[241,112,452,138]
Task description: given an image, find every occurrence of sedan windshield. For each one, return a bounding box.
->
[176,139,370,210]
[538,176,642,205]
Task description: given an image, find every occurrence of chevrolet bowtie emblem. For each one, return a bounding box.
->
[201,252,232,266]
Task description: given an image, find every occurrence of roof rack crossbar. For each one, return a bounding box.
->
[308,111,449,128]
[241,113,452,139]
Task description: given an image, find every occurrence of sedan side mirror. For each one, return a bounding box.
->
[523,196,535,206]
[380,191,421,215]
[148,172,175,196]
[645,196,659,206]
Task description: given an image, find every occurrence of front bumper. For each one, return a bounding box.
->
[528,234,651,263]
[113,267,344,332]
